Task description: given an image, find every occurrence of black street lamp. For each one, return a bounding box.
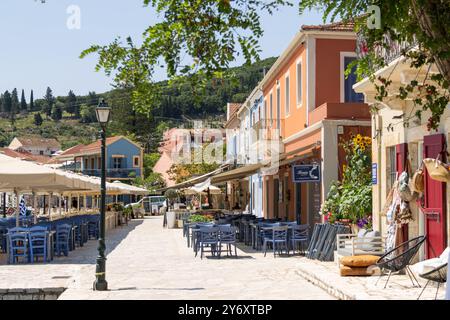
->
[93,98,111,291]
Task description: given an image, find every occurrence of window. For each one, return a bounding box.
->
[39,151,44,155]
[342,56,364,103]
[387,146,397,192]
[133,156,140,167]
[91,158,95,169]
[84,159,88,169]
[113,157,122,169]
[285,75,290,115]
[98,157,101,169]
[296,60,302,106]
[276,86,281,129]
[269,93,273,122]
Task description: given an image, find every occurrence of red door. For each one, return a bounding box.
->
[423,134,447,258]
[396,143,409,241]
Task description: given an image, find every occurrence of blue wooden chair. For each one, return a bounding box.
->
[256,222,280,250]
[29,230,48,262]
[290,224,309,255]
[263,225,289,257]
[218,225,237,258]
[55,224,71,256]
[87,216,100,240]
[8,232,29,264]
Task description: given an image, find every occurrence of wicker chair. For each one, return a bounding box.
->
[417,263,447,300]
[375,235,426,289]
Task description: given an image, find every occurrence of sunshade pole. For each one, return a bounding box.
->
[58,194,62,217]
[15,189,19,227]
[32,191,37,224]
[48,192,53,220]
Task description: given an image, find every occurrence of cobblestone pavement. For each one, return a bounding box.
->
[295,257,446,300]
[1,217,444,300]
[0,217,334,300]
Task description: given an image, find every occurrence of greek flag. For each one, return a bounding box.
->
[19,196,27,216]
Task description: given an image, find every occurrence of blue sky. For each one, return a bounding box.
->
[0,0,325,98]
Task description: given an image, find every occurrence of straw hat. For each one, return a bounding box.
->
[423,158,450,183]
[411,168,424,193]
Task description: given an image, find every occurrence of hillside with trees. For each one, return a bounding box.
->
[0,57,276,152]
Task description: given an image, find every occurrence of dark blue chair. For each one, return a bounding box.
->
[290,224,309,255]
[55,224,71,256]
[29,230,48,262]
[218,225,237,258]
[263,225,289,257]
[87,216,100,240]
[196,226,219,259]
[8,232,29,264]
[256,222,280,250]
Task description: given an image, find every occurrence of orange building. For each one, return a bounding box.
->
[258,21,371,226]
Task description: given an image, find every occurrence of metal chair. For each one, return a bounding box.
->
[291,224,309,255]
[376,235,426,288]
[417,263,447,300]
[29,230,48,262]
[196,226,219,259]
[218,225,237,258]
[263,225,289,257]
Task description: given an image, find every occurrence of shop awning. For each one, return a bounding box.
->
[156,164,230,192]
[211,163,264,184]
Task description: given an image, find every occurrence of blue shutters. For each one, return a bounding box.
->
[344,57,364,103]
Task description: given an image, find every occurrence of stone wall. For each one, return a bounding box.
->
[0,287,65,300]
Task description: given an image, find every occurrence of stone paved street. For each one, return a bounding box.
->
[0,217,334,300]
[0,216,446,300]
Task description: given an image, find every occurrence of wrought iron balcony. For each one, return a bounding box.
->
[75,168,140,179]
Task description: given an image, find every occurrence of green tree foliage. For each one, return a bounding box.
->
[51,101,63,121]
[11,88,19,115]
[87,91,98,106]
[81,0,290,113]
[82,0,450,129]
[20,89,27,112]
[79,104,97,123]
[29,90,34,111]
[65,90,77,116]
[34,112,43,126]
[1,91,12,113]
[43,87,55,117]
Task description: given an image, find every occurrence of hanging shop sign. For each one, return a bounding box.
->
[372,163,378,185]
[292,164,321,183]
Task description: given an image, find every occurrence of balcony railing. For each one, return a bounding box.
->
[356,31,418,66]
[251,118,284,141]
[75,168,140,179]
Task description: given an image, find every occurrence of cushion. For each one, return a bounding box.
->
[339,265,375,277]
[439,247,450,262]
[340,255,380,267]
[411,259,446,275]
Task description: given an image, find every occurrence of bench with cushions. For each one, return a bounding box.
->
[335,229,385,265]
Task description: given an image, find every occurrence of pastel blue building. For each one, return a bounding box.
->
[62,136,144,182]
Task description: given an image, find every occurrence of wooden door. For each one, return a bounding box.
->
[423,134,447,258]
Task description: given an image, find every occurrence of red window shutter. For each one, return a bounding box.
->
[395,143,408,173]
[423,134,447,258]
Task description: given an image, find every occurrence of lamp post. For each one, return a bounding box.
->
[93,98,111,291]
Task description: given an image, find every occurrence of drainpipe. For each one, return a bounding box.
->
[375,113,383,233]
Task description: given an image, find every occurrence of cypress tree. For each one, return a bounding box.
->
[20,89,27,111]
[2,91,12,113]
[43,87,54,118]
[34,112,43,126]
[11,88,19,114]
[29,90,34,111]
[65,90,77,116]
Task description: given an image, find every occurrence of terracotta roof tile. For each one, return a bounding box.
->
[14,136,61,149]
[301,20,355,32]
[0,148,51,164]
[78,136,123,154]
